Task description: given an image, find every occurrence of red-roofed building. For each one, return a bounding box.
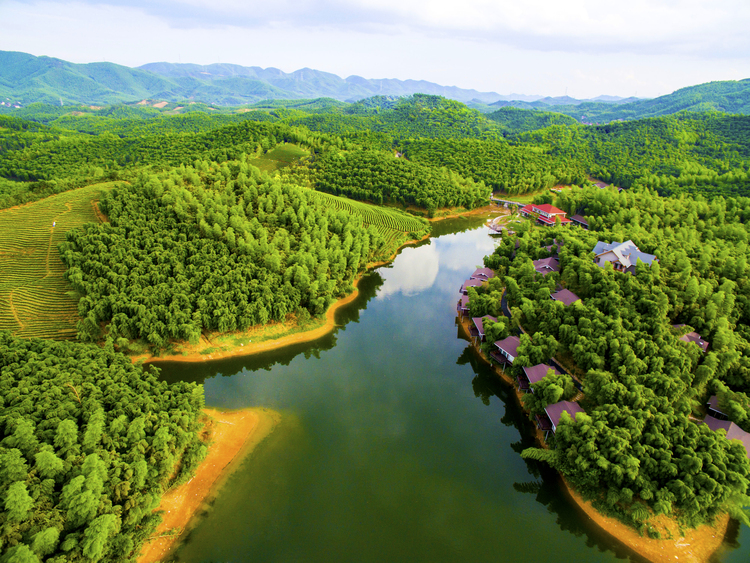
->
[519,203,571,226]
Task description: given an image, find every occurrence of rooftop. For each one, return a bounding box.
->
[570,214,588,226]
[471,268,495,281]
[533,257,560,276]
[704,415,750,459]
[472,315,497,338]
[523,363,561,385]
[545,400,585,430]
[680,331,709,353]
[495,335,521,357]
[593,240,658,268]
[550,288,580,306]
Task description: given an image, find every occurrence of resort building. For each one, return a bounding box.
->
[707,396,728,420]
[517,363,561,393]
[679,331,710,353]
[470,315,497,345]
[550,288,580,306]
[570,215,589,229]
[519,204,572,226]
[703,415,750,459]
[532,257,560,276]
[536,400,585,440]
[457,295,470,317]
[592,240,658,274]
[470,268,495,282]
[460,279,485,295]
[492,335,520,365]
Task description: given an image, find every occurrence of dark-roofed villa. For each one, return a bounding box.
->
[470,268,495,281]
[518,363,561,393]
[457,295,470,317]
[570,214,589,229]
[492,335,520,365]
[532,257,560,276]
[471,315,497,345]
[707,395,728,420]
[460,279,485,295]
[680,331,709,353]
[536,400,585,440]
[704,415,750,459]
[550,288,580,306]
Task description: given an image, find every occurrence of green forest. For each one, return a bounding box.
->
[472,185,750,531]
[5,88,750,559]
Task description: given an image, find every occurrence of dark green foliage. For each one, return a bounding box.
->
[0,332,206,562]
[486,107,578,134]
[60,158,385,349]
[402,137,587,194]
[313,148,487,212]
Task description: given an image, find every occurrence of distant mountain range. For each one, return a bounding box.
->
[1,51,749,123]
[1,50,635,109]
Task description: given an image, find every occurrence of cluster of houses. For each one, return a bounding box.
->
[463,210,727,445]
[457,268,495,318]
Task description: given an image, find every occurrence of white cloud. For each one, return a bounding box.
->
[1,0,748,98]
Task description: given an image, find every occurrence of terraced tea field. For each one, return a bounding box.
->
[0,182,115,339]
[311,190,429,256]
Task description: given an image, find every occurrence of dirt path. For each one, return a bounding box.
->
[137,408,280,563]
[8,291,23,330]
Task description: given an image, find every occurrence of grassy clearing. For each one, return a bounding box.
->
[248,143,309,172]
[310,190,429,257]
[0,182,115,339]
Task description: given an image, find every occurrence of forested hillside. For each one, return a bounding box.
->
[60,158,403,350]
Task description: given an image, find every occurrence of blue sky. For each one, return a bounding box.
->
[2,0,749,99]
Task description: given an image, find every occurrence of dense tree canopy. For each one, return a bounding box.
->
[0,332,206,562]
[60,157,386,349]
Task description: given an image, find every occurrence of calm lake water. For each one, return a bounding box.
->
[158,216,750,563]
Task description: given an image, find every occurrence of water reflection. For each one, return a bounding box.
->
[376,242,439,299]
[157,215,749,563]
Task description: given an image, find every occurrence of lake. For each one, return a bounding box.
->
[157,216,750,563]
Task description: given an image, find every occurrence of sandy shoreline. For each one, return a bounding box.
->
[455,316,730,563]
[137,407,280,563]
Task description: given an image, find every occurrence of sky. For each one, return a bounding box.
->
[1,0,749,99]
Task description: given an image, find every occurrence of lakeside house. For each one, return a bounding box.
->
[470,268,495,281]
[592,240,658,274]
[703,415,750,459]
[518,363,561,393]
[457,295,470,317]
[532,257,560,276]
[550,288,580,306]
[460,279,485,295]
[471,315,497,345]
[492,335,520,365]
[536,400,585,440]
[520,203,572,226]
[707,395,729,420]
[570,214,589,229]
